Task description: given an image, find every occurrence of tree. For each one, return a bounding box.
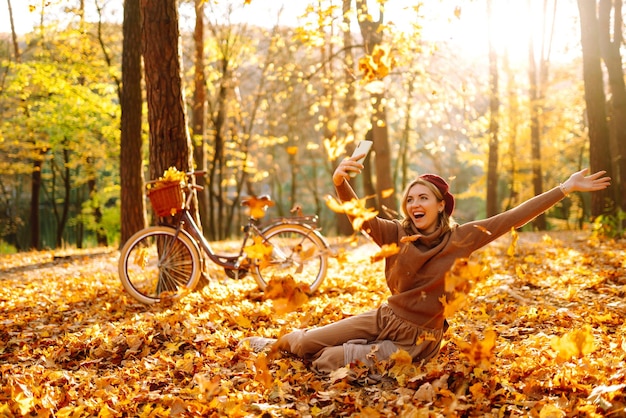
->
[141,0,195,202]
[355,0,396,216]
[486,0,500,218]
[598,0,626,213]
[120,0,146,245]
[577,0,615,217]
[191,0,209,228]
[526,0,559,230]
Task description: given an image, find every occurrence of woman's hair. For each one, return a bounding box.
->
[399,178,455,234]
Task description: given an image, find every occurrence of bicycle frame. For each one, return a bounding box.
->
[163,179,324,275]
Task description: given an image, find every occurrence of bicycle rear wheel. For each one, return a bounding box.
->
[253,223,329,294]
[118,226,201,304]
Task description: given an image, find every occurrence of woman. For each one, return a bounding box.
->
[242,154,611,374]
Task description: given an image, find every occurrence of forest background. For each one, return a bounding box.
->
[0,0,625,253]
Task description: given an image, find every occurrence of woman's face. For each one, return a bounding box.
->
[405,183,446,234]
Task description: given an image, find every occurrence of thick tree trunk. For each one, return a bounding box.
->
[120,0,146,245]
[141,0,195,211]
[598,0,626,212]
[577,0,615,217]
[355,0,396,216]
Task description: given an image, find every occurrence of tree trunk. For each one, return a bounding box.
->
[355,0,396,216]
[141,0,195,209]
[120,0,146,245]
[486,0,499,218]
[6,0,21,62]
[55,145,71,248]
[335,0,358,235]
[192,0,209,229]
[528,32,545,230]
[29,149,46,250]
[527,0,558,230]
[207,60,229,241]
[577,0,615,217]
[598,0,626,212]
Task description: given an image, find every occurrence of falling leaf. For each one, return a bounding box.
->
[455,329,497,368]
[324,195,378,233]
[507,227,519,256]
[473,224,492,235]
[400,234,421,243]
[370,243,400,262]
[244,236,274,261]
[264,275,309,314]
[358,44,396,83]
[243,195,275,219]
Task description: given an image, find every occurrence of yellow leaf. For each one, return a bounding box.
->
[381,188,394,198]
[389,348,412,365]
[243,195,275,219]
[388,349,418,386]
[507,227,519,256]
[400,234,421,243]
[193,374,221,395]
[254,353,273,389]
[539,403,566,418]
[455,329,497,368]
[370,243,400,262]
[324,195,378,233]
[550,324,595,361]
[473,224,492,235]
[14,392,35,416]
[232,312,252,328]
[244,236,273,260]
[265,275,309,314]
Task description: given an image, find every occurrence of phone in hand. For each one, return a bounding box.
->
[349,140,373,177]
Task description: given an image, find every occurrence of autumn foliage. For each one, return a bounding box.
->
[1,231,625,417]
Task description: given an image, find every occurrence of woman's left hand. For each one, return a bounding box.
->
[561,168,611,194]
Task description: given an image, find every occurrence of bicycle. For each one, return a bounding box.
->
[118,170,330,304]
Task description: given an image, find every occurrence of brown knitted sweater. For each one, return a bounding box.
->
[335,180,566,331]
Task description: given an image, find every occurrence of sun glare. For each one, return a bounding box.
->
[413,0,573,65]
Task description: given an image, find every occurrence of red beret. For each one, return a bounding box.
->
[419,174,455,216]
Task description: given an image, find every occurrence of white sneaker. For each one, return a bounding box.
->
[240,336,277,353]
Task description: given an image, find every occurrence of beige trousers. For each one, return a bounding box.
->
[278,304,444,373]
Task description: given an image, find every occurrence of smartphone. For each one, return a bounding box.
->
[349,140,373,177]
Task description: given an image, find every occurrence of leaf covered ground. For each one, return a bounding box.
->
[1,231,625,417]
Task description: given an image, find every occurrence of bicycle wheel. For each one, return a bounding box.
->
[118,226,202,304]
[253,223,329,294]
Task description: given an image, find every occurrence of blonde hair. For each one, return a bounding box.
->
[400,178,454,234]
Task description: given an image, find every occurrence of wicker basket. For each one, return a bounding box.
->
[147,181,184,217]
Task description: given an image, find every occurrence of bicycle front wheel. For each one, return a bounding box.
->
[118,226,202,304]
[253,223,329,294]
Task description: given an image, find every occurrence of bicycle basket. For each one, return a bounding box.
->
[147,181,184,217]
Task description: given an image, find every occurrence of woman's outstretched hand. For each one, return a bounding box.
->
[561,168,611,194]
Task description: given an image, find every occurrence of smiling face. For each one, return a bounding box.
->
[403,183,446,234]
